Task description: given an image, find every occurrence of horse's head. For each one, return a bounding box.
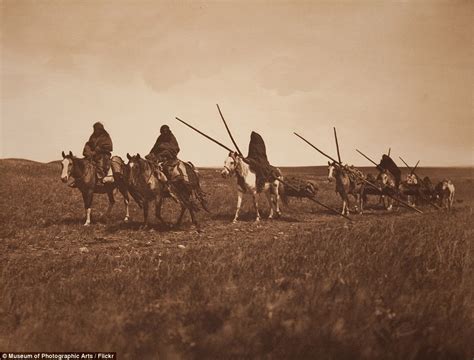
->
[221,151,238,178]
[379,170,396,188]
[126,153,143,186]
[327,161,337,182]
[60,151,74,183]
[406,173,418,185]
[441,179,452,191]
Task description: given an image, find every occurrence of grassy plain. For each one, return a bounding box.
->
[0,159,472,359]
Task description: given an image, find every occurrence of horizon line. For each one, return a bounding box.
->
[1,157,473,169]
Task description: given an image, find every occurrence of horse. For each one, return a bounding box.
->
[377,154,406,210]
[327,162,364,214]
[399,173,421,206]
[421,176,435,200]
[435,179,455,210]
[126,153,208,230]
[221,152,283,223]
[377,170,397,210]
[60,151,132,226]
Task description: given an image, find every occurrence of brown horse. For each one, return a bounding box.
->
[327,162,364,215]
[60,151,133,226]
[126,153,208,230]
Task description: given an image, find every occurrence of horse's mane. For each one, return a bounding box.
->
[70,156,87,176]
[235,155,249,178]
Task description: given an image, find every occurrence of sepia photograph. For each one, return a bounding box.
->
[1,0,472,358]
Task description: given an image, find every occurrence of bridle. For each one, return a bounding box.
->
[223,153,239,176]
[129,157,163,186]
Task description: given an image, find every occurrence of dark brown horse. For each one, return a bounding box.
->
[126,154,208,230]
[60,151,134,226]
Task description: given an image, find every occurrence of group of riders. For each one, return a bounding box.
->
[78,122,280,191]
[77,121,452,214]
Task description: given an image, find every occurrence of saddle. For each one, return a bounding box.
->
[165,159,190,183]
[90,154,114,184]
[145,154,192,184]
[245,158,280,191]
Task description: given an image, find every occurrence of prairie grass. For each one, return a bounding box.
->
[0,159,472,359]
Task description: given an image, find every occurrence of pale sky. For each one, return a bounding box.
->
[1,0,473,166]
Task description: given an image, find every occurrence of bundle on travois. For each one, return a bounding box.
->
[282,176,318,199]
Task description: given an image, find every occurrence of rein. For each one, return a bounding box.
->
[143,161,156,184]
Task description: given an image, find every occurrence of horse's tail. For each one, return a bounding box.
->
[111,156,144,208]
[184,161,210,213]
[111,156,125,176]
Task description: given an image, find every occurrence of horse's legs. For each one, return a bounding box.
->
[253,191,261,222]
[123,196,130,222]
[175,206,187,227]
[155,196,164,223]
[266,190,274,219]
[142,201,150,228]
[82,190,93,226]
[106,189,115,217]
[233,191,243,223]
[117,183,130,222]
[273,182,281,216]
[340,192,350,215]
[354,194,361,214]
[448,191,454,210]
[188,207,201,232]
[342,199,349,215]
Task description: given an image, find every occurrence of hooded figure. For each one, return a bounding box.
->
[83,122,113,180]
[246,131,279,191]
[378,154,401,187]
[148,125,180,162]
[247,132,269,165]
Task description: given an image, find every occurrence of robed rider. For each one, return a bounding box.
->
[147,125,180,162]
[246,131,280,190]
[82,122,113,182]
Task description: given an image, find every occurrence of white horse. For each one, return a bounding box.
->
[378,170,396,211]
[436,179,455,210]
[221,152,282,223]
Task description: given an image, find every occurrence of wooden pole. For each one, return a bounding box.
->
[175,117,235,153]
[356,149,384,171]
[294,134,423,213]
[278,178,352,221]
[334,127,342,164]
[216,104,244,157]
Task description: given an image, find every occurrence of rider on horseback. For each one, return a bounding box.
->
[146,125,189,184]
[83,122,114,184]
[145,125,207,211]
[245,131,280,191]
[69,122,114,188]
